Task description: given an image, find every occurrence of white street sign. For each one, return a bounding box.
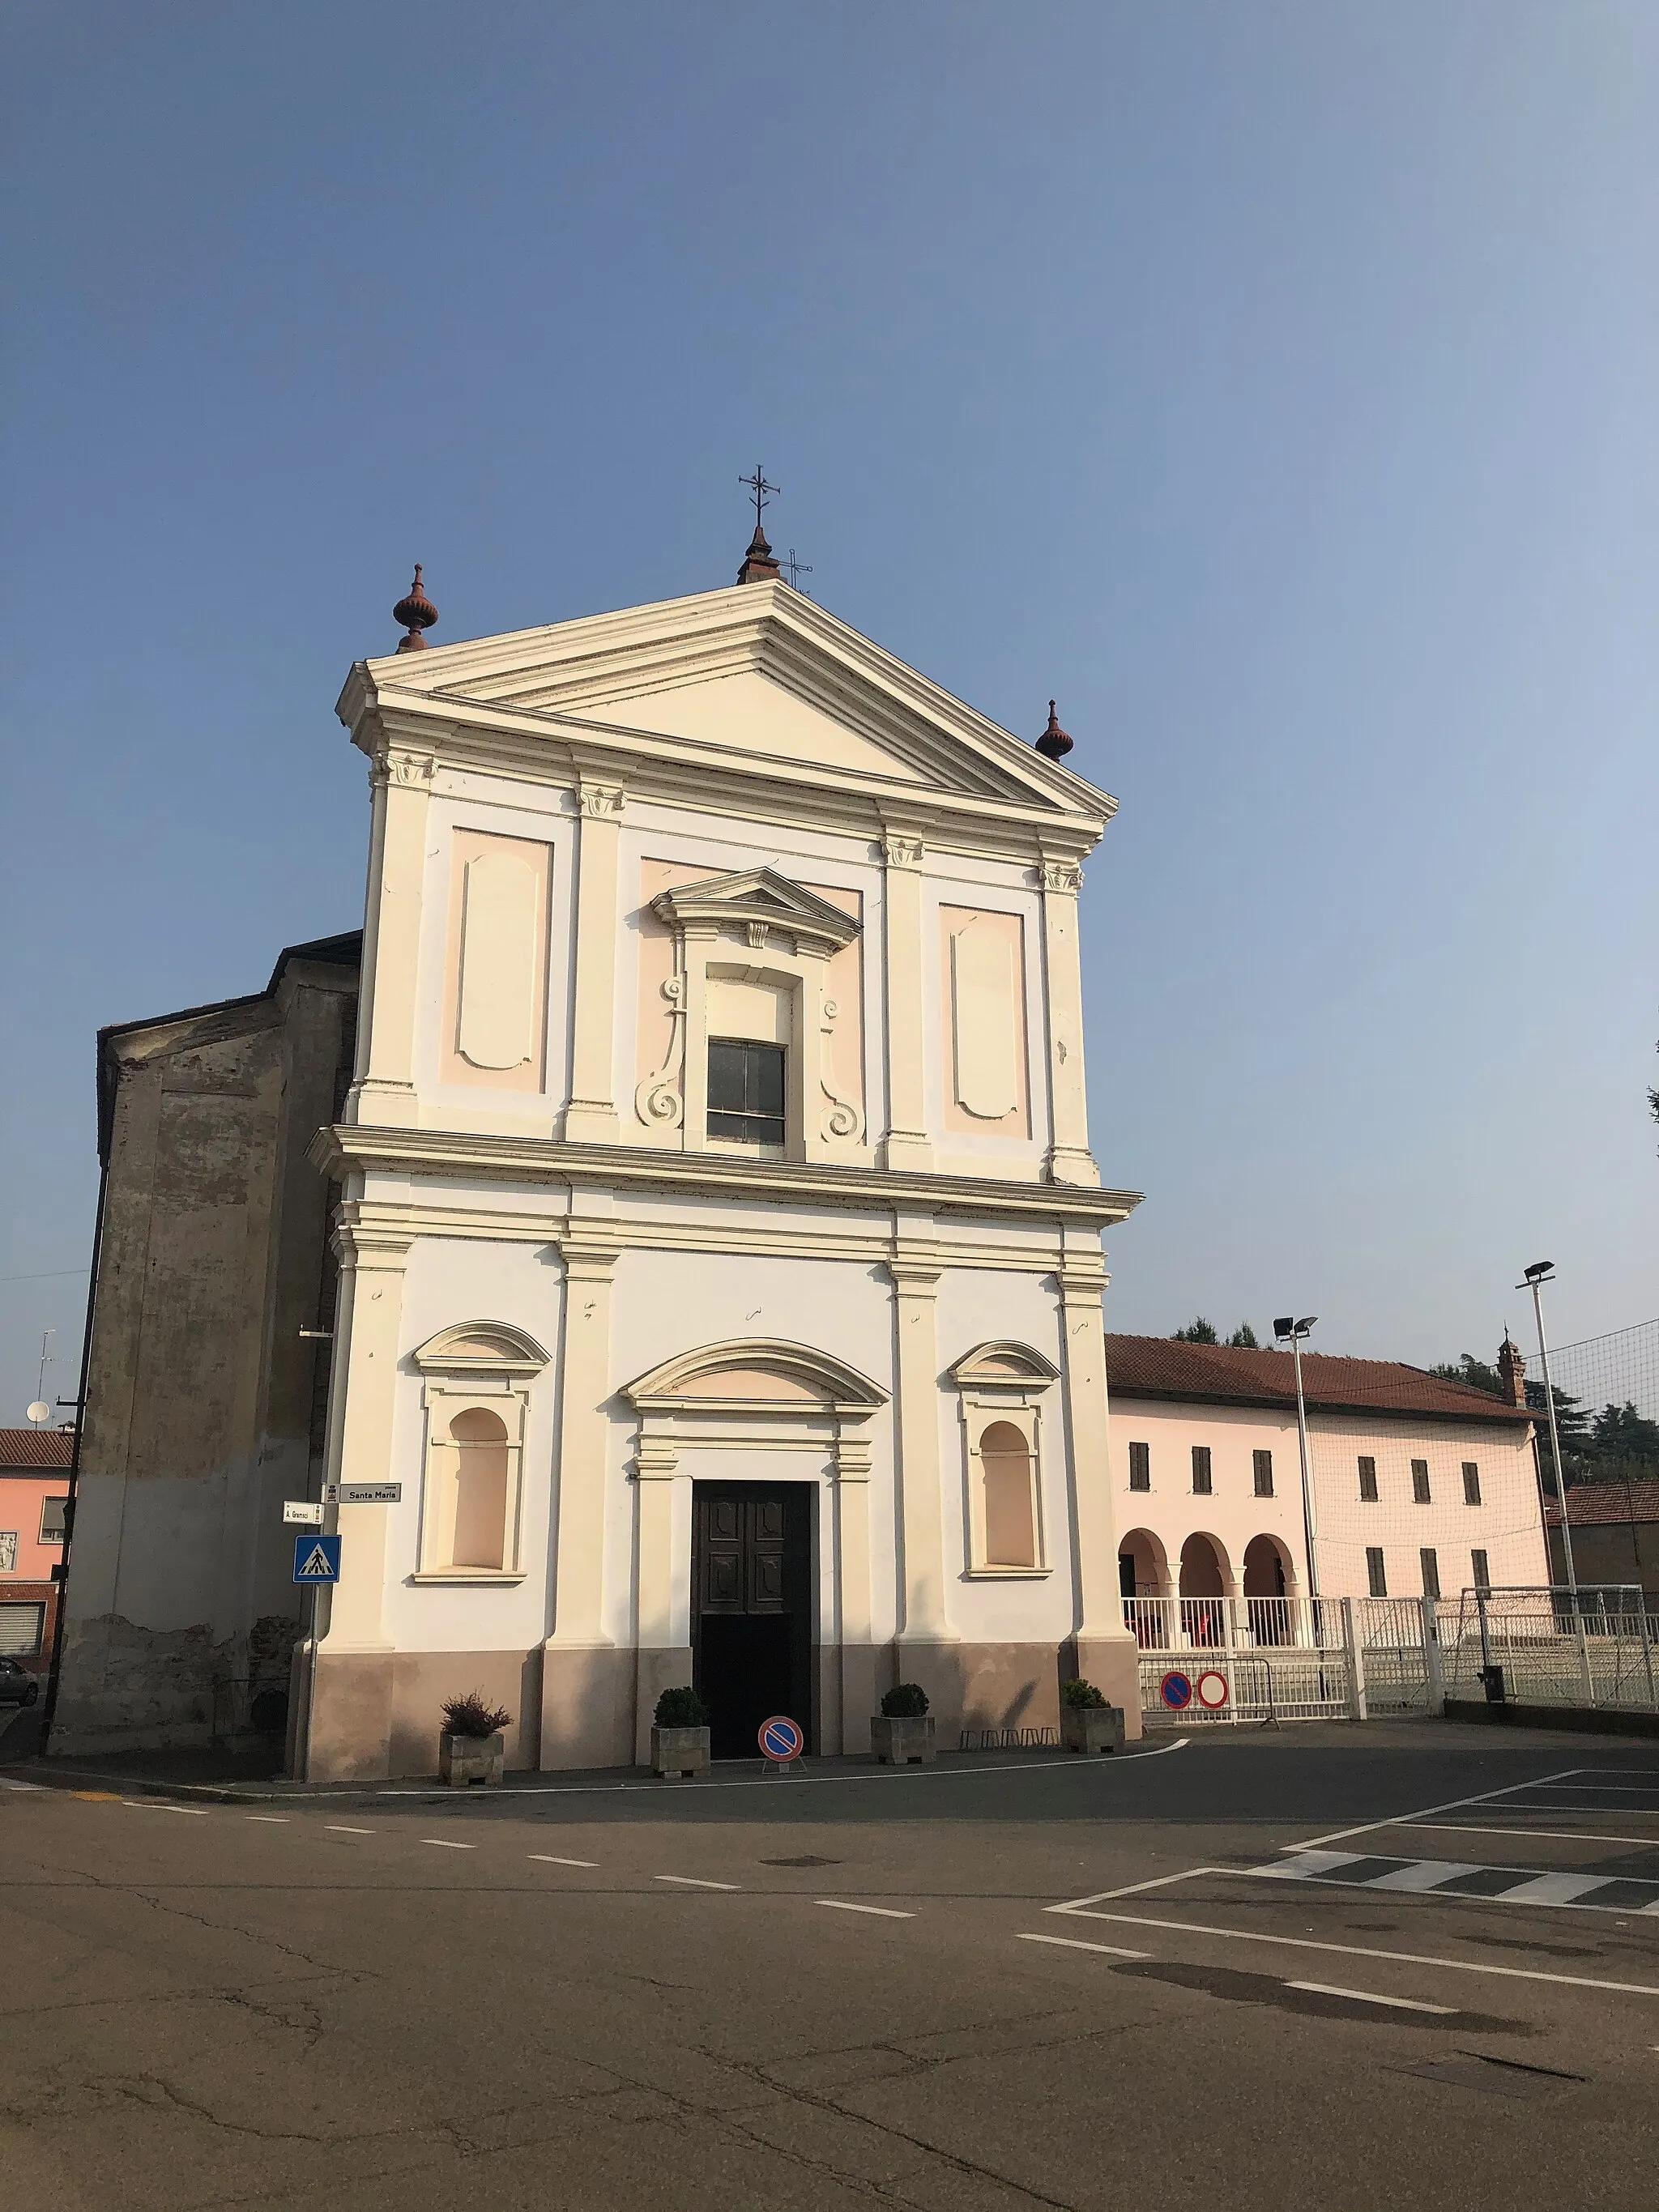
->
[282,1501,324,1527]
[326,1483,403,1506]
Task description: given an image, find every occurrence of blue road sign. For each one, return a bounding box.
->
[759,1715,804,1762]
[1159,1669,1193,1711]
[292,1533,341,1584]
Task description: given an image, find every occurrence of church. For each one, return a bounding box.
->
[56,518,1147,1779]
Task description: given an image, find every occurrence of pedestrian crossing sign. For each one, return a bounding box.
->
[292,1534,341,1583]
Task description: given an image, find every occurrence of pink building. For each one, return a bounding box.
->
[1107,1336,1546,1613]
[0,1428,73,1672]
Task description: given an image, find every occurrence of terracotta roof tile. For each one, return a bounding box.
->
[1104,1336,1532,1426]
[0,1428,75,1468]
[1544,1481,1659,1528]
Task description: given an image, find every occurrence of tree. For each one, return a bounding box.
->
[1430,1353,1503,1398]
[1172,1318,1218,1344]
[1227,1323,1260,1349]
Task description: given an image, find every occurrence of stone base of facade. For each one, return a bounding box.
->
[299,1635,1141,1779]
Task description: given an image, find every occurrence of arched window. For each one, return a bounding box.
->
[450,1406,510,1571]
[980,1421,1037,1569]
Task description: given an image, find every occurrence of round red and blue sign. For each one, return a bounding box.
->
[1159,1669,1194,1711]
[759,1715,804,1762]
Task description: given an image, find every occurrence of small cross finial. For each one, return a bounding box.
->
[740,464,778,531]
[785,548,812,594]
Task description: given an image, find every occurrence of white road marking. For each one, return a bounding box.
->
[362,1739,1188,1802]
[1525,1784,1659,1795]
[817,1899,915,1919]
[1286,1981,1456,2014]
[530,1855,598,1868]
[325,1824,374,1836]
[421,1838,476,1850]
[0,1777,44,1792]
[1499,1872,1612,1904]
[654,1874,738,1890]
[1019,1932,1149,1958]
[1367,1860,1486,1893]
[121,1801,208,1815]
[1049,1865,1233,1911]
[245,1815,289,1823]
[1048,1907,1659,1997]
[1396,1821,1659,1849]
[1282,1767,1590,1853]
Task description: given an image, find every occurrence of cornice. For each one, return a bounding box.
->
[309,1123,1142,1230]
[337,580,1114,864]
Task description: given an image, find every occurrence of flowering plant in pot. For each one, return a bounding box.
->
[1060,1677,1124,1756]
[872,1681,935,1766]
[438,1692,513,1787]
[651,1686,710,1779]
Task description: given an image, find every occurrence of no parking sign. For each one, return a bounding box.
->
[1159,1670,1193,1711]
[759,1715,804,1763]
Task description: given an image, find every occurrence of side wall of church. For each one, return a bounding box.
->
[54,960,358,1754]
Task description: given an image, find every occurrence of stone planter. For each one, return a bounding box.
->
[652,1724,710,1779]
[439,1729,505,1787]
[871,1715,936,1766]
[1061,1704,1125,1756]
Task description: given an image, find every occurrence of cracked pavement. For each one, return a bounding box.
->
[4,1725,1659,2208]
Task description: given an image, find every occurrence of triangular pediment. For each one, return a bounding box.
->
[348,580,1113,827]
[650,867,861,953]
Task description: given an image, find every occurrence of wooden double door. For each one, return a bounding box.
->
[692,1483,814,1759]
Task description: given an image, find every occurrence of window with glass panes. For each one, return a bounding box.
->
[706,1039,786,1144]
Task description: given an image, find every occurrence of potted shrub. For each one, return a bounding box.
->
[1060,1677,1124,1755]
[439,1692,512,1786]
[871,1682,935,1766]
[651,1686,711,1779]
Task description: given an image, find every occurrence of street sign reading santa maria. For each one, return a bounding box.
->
[292,1534,342,1584]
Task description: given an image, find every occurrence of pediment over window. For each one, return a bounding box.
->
[947,1341,1060,1389]
[412,1321,550,1376]
[624,1337,889,1413]
[650,869,861,961]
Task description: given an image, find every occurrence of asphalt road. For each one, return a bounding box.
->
[5,1720,1659,2210]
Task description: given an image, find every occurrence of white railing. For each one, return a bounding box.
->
[1122,1594,1337,1654]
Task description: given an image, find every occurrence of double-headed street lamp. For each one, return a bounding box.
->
[1518,1260,1578,1599]
[1274,1315,1320,1604]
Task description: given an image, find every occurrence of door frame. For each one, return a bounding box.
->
[690,1478,818,1753]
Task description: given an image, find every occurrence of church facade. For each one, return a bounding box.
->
[296,556,1145,1778]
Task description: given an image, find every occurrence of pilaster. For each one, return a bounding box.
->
[885,1233,953,1646]
[878,832,933,1171]
[833,1425,877,1753]
[561,780,625,1144]
[349,744,435,1128]
[1037,858,1099,1187]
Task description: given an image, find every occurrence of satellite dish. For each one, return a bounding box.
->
[26,1400,51,1425]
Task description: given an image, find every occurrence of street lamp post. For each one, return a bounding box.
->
[1274,1316,1320,1605]
[1519,1261,1579,1600]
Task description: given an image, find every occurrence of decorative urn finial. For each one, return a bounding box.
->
[393,565,438,652]
[1035,699,1073,762]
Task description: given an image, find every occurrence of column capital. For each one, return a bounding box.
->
[331,1215,416,1272]
[552,1229,624,1280]
[632,1434,681,1481]
[1037,859,1084,896]
[370,744,438,792]
[885,1259,942,1296]
[577,778,626,819]
[880,830,924,869]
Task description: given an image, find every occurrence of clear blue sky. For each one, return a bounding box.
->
[3,4,1656,1421]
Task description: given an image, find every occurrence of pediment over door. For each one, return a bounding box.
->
[624,1338,889,1417]
[650,868,863,961]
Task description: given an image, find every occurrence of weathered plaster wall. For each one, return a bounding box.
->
[53,951,358,1753]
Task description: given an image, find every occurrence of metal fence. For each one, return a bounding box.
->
[1128,1595,1353,1724]
[1441,1585,1659,1714]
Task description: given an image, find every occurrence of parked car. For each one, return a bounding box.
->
[0,1657,41,1707]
